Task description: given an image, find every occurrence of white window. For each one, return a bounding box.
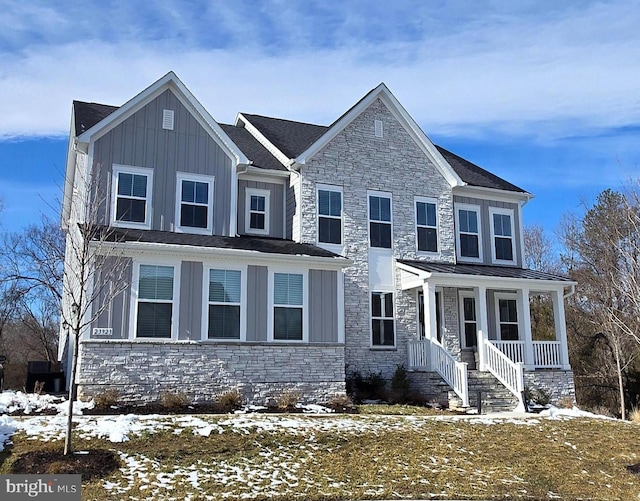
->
[456,204,482,262]
[415,197,438,254]
[205,268,243,340]
[317,185,343,246]
[459,292,477,348]
[245,188,270,235]
[176,173,214,234]
[489,207,516,264]
[271,272,306,341]
[369,192,392,249]
[111,165,153,229]
[134,264,177,339]
[495,294,519,340]
[371,291,395,347]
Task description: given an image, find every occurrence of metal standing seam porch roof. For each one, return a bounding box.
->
[398,260,574,283]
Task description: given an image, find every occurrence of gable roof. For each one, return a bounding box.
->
[238,114,327,159]
[219,124,287,171]
[73,101,119,136]
[435,146,526,193]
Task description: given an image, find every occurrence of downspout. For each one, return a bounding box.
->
[287,159,303,242]
[564,284,576,299]
[233,161,253,236]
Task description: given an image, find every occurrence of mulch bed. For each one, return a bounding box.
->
[10,449,120,481]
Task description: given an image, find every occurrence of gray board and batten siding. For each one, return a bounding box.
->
[92,89,234,235]
[237,179,285,238]
[453,195,522,267]
[93,261,339,343]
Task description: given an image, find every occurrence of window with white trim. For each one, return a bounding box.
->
[415,197,438,253]
[459,292,477,348]
[496,296,519,340]
[245,188,270,235]
[369,193,392,249]
[371,291,394,346]
[207,269,241,339]
[273,273,304,340]
[456,204,482,261]
[317,186,342,245]
[136,264,174,338]
[489,207,515,263]
[176,173,213,233]
[112,165,153,228]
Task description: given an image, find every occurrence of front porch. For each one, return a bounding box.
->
[398,260,576,409]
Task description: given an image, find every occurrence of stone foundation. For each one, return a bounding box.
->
[78,340,346,405]
[524,370,576,406]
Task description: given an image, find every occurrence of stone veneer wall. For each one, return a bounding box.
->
[78,340,346,404]
[524,370,576,405]
[299,98,456,379]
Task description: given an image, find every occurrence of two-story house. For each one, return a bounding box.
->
[59,72,576,411]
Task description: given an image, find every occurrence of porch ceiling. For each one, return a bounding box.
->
[398,260,575,290]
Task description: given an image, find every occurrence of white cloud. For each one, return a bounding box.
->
[0,1,639,140]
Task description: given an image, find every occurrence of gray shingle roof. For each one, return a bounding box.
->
[93,226,341,258]
[72,100,527,194]
[219,124,287,171]
[73,101,118,136]
[239,113,328,158]
[435,146,526,193]
[399,260,572,282]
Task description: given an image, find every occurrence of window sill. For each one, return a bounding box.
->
[369,346,397,351]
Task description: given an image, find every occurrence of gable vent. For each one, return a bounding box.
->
[374,119,383,138]
[162,109,175,130]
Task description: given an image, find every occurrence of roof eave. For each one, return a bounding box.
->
[454,184,533,203]
[77,72,249,165]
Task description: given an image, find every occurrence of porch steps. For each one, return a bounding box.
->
[450,370,520,413]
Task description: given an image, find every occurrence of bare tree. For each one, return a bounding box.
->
[560,189,640,419]
[56,164,130,455]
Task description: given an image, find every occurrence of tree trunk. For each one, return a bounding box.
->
[614,342,626,420]
[63,329,79,455]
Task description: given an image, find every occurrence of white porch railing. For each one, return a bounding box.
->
[407,339,469,407]
[492,340,562,368]
[484,340,524,406]
[407,339,431,370]
[533,341,562,368]
[492,341,524,363]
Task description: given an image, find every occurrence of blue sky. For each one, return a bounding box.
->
[1,1,639,244]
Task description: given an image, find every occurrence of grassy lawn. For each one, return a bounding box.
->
[1,411,638,500]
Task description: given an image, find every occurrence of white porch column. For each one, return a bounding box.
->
[552,288,571,370]
[422,281,438,341]
[517,287,535,369]
[475,285,488,372]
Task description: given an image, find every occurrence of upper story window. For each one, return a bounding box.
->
[245,188,270,236]
[369,192,392,249]
[317,185,343,246]
[272,272,306,341]
[176,173,214,234]
[456,204,482,262]
[206,268,242,340]
[135,264,176,339]
[415,197,438,254]
[489,207,516,264]
[371,291,395,347]
[112,165,153,229]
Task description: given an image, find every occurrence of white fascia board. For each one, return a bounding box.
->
[294,83,464,188]
[90,240,352,270]
[420,272,576,290]
[235,113,292,166]
[77,72,249,166]
[454,184,533,205]
[61,106,80,230]
[239,166,291,181]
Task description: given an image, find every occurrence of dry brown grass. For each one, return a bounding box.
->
[630,406,640,423]
[1,413,639,499]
